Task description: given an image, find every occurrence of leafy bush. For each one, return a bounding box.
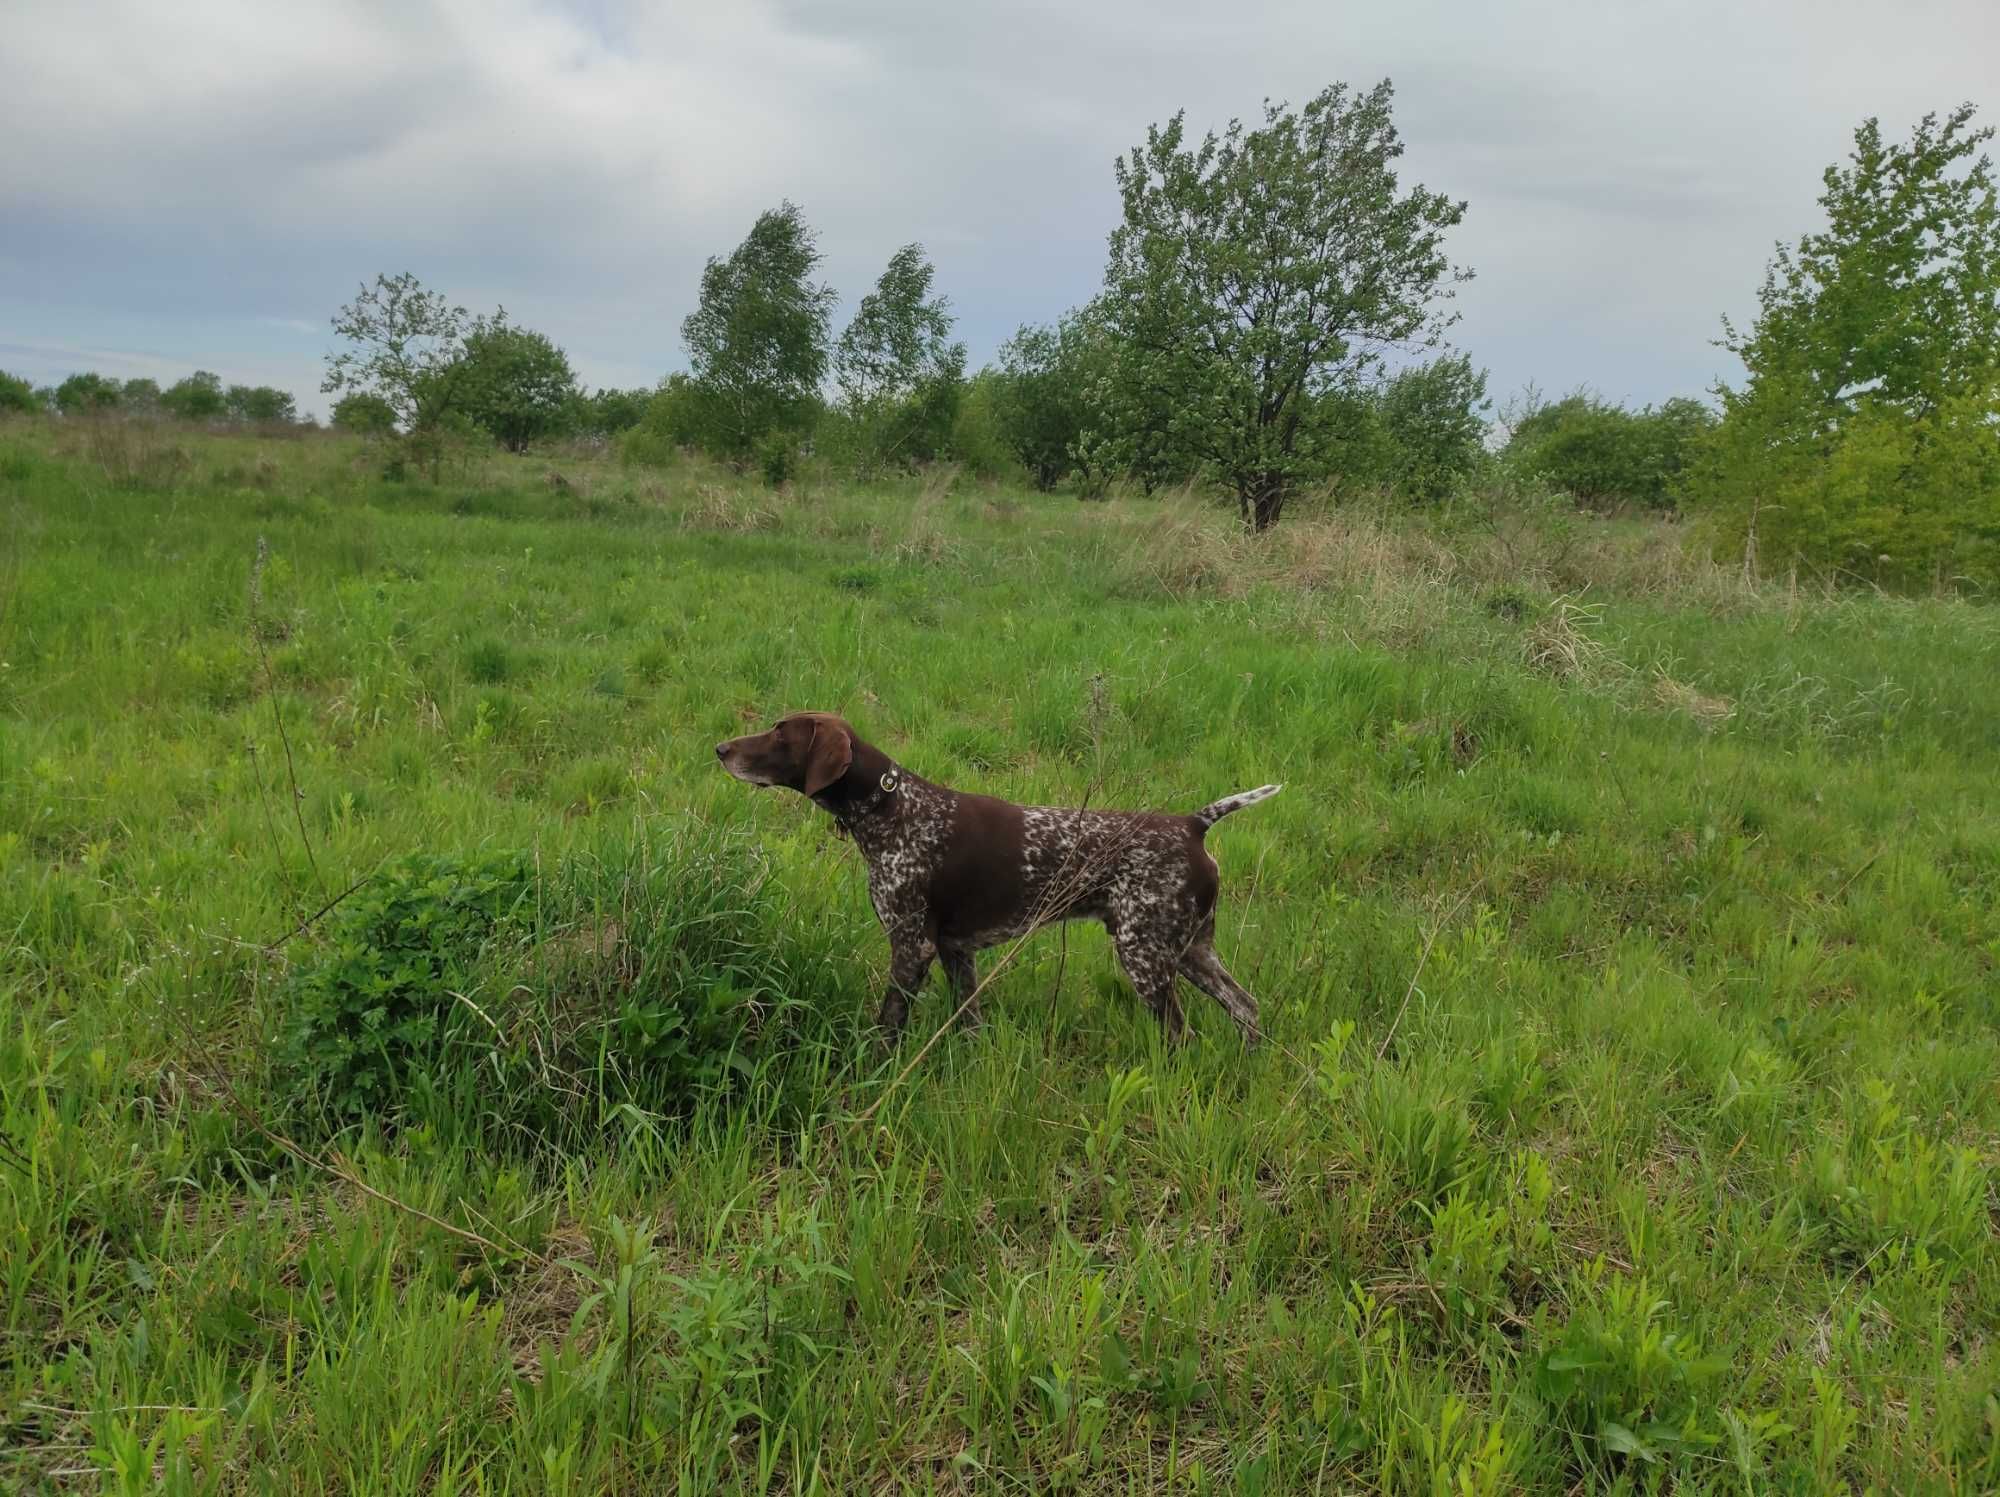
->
[756,430,797,489]
[0,369,37,415]
[161,370,228,422]
[1534,1269,1727,1471]
[621,374,703,468]
[55,372,123,414]
[1505,392,1713,509]
[1374,355,1491,501]
[275,835,855,1143]
[992,313,1113,491]
[569,386,651,437]
[1686,108,2000,589]
[1690,385,2000,589]
[279,851,533,1123]
[947,369,1019,481]
[455,322,579,452]
[224,384,298,424]
[331,391,397,435]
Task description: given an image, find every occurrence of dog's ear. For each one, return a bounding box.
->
[801,716,854,796]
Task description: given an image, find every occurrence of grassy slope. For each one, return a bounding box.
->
[2,423,1997,1493]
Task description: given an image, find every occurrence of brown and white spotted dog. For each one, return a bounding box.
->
[716,712,1280,1044]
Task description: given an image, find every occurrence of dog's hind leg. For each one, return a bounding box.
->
[939,944,983,1030]
[1178,943,1262,1046]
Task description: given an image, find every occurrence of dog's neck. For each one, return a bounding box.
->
[811,735,917,832]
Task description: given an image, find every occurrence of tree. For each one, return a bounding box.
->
[331,392,397,435]
[323,272,494,476]
[0,370,38,415]
[161,371,227,422]
[55,373,122,413]
[121,378,161,412]
[947,369,1018,481]
[679,203,837,462]
[570,387,651,437]
[456,323,578,452]
[1505,390,1713,509]
[1373,354,1489,501]
[1096,79,1469,529]
[833,243,966,469]
[994,314,1100,490]
[226,384,299,424]
[1688,106,2000,585]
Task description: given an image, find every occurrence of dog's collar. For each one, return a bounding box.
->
[824,764,903,831]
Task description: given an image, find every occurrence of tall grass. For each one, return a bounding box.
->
[1,419,1996,1491]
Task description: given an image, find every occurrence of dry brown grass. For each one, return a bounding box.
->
[890,464,965,567]
[678,481,785,533]
[1522,594,1613,683]
[1096,487,1787,625]
[66,416,193,492]
[1650,670,1737,729]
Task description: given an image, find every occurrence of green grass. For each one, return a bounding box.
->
[2,418,1997,1492]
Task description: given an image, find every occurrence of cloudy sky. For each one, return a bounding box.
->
[3,0,1994,420]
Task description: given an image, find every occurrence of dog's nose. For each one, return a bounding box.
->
[715,743,728,760]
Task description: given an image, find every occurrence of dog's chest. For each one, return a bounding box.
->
[850,788,953,905]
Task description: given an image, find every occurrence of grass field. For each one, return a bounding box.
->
[3,420,1997,1493]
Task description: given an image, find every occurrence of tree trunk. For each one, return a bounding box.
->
[1245,473,1285,532]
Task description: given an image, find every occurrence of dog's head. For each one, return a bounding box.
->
[715,712,855,796]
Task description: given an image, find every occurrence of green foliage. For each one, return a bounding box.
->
[330,391,397,435]
[0,369,37,415]
[5,424,2000,1492]
[1688,106,2000,587]
[946,369,1018,481]
[456,321,579,452]
[1807,1077,1989,1264]
[1373,354,1491,501]
[569,386,651,438]
[755,429,797,489]
[120,378,161,412]
[323,272,499,478]
[1505,390,1714,509]
[279,851,532,1124]
[55,371,123,413]
[1096,79,1469,528]
[161,370,227,422]
[833,243,967,472]
[619,375,702,467]
[1535,1272,1727,1471]
[224,384,298,424]
[992,313,1112,491]
[1701,380,2000,590]
[679,201,837,463]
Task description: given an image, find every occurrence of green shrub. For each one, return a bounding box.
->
[1689,387,2000,590]
[757,430,797,489]
[1374,354,1491,502]
[947,369,1019,481]
[1506,392,1713,509]
[1806,1077,1989,1265]
[0,369,38,416]
[1534,1269,1727,1470]
[274,835,855,1144]
[279,851,533,1123]
[330,392,396,435]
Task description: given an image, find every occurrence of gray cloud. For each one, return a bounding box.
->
[3,0,1993,418]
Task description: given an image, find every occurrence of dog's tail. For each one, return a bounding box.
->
[1192,783,1283,832]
